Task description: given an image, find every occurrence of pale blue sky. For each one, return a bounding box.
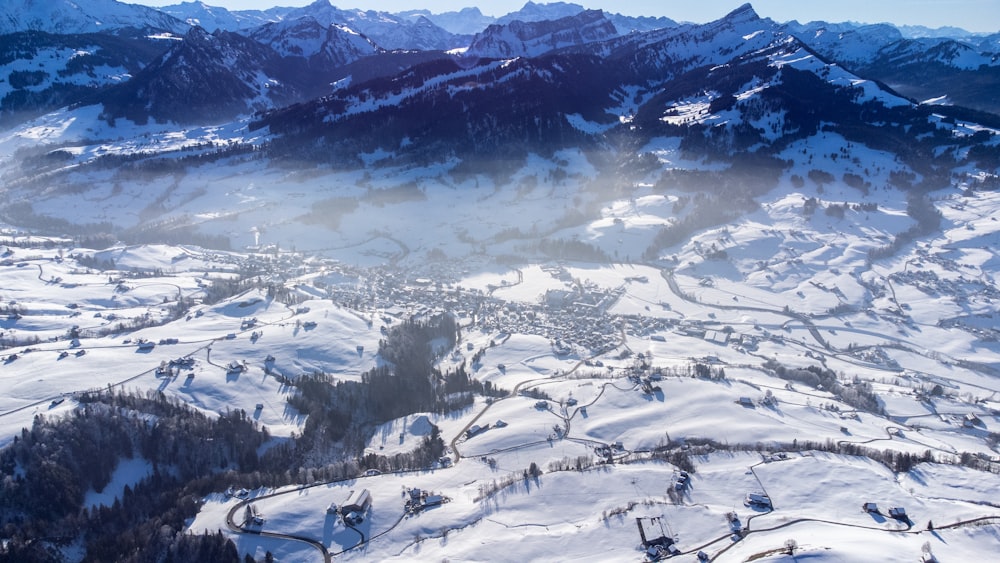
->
[138,1,1000,33]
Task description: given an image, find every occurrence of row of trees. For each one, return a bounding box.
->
[763,359,883,415]
[532,237,610,263]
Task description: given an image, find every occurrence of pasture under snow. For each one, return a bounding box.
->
[1,95,999,560]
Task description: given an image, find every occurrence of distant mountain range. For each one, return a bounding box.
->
[0,1,998,199]
[0,0,189,35]
[244,3,999,186]
[1,0,997,128]
[0,0,995,129]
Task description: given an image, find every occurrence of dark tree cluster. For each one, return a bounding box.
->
[650,449,696,474]
[441,362,505,399]
[520,387,553,401]
[0,202,114,240]
[284,372,363,454]
[643,186,758,260]
[867,193,943,262]
[691,362,727,381]
[367,315,458,420]
[280,313,494,465]
[824,203,846,219]
[358,423,447,474]
[802,196,819,216]
[788,439,936,473]
[533,238,610,263]
[0,390,268,562]
[198,264,273,305]
[763,359,882,414]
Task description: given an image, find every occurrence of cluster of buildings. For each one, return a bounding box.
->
[321,265,627,356]
[404,487,447,514]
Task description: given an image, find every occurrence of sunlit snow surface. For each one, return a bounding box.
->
[0,196,997,559]
[1,27,1000,560]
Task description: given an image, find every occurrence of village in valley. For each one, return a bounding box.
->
[0,178,998,562]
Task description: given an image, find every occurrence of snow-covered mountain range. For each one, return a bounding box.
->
[0,0,189,35]
[0,3,996,224]
[2,0,998,126]
[464,9,619,59]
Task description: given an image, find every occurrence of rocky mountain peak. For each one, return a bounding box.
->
[467,9,618,59]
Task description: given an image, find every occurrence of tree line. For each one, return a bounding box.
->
[763,358,882,415]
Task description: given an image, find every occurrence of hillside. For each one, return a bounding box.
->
[0,2,998,562]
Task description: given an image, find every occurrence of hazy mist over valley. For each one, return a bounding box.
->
[0,1,999,561]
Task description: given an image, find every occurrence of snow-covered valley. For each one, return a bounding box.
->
[0,160,998,560]
[2,2,1000,562]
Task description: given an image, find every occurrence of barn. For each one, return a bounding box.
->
[342,488,372,514]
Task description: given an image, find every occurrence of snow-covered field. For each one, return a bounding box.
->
[1,100,999,560]
[0,218,996,560]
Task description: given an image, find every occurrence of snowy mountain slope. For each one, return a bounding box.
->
[248,16,331,59]
[786,21,1000,114]
[496,1,587,25]
[604,12,677,35]
[282,0,461,51]
[971,32,1000,52]
[897,23,987,39]
[160,1,672,43]
[312,24,380,68]
[400,3,674,38]
[790,22,1000,74]
[493,0,676,35]
[2,2,995,197]
[87,15,384,127]
[159,0,272,33]
[0,0,189,35]
[563,3,784,77]
[240,1,1000,195]
[248,17,379,66]
[785,22,904,67]
[97,26,305,125]
[161,1,317,34]
[852,38,1000,115]
[0,30,171,127]
[875,37,999,71]
[465,10,619,59]
[3,2,994,139]
[398,7,494,36]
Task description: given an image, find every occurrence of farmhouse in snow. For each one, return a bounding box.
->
[342,488,372,515]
